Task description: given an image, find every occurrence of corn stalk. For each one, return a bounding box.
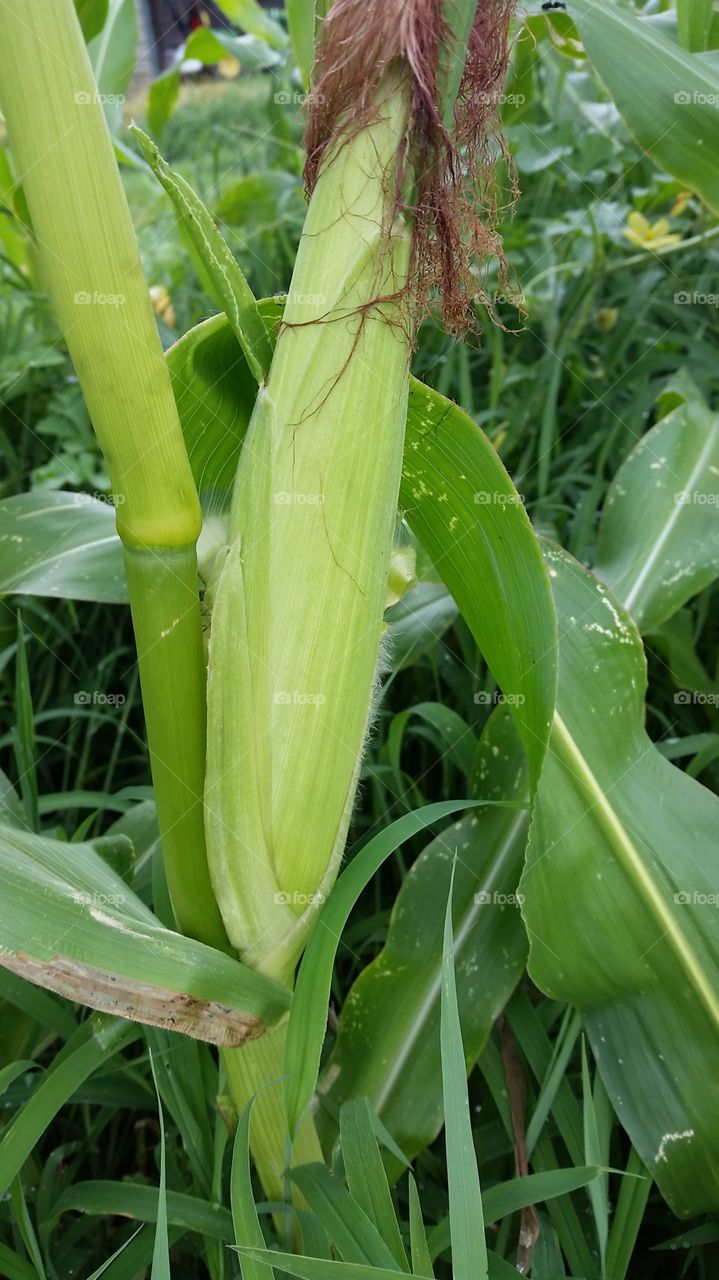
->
[0,0,227,952]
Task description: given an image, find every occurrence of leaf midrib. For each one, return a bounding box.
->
[551,711,719,1033]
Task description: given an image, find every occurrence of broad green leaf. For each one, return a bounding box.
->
[572,0,719,213]
[440,868,488,1280]
[184,27,283,70]
[165,310,557,789]
[0,491,127,603]
[131,129,273,384]
[319,710,528,1166]
[339,1099,409,1272]
[284,801,482,1137]
[594,394,719,632]
[0,1241,38,1280]
[0,822,290,1045]
[213,0,289,49]
[520,544,719,1217]
[677,0,713,51]
[400,389,556,789]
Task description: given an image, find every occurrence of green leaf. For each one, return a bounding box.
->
[183,27,283,70]
[520,543,719,1217]
[215,171,302,228]
[408,1177,434,1278]
[149,1052,170,1280]
[440,866,487,1280]
[213,0,289,49]
[605,1146,651,1280]
[231,1099,276,1280]
[235,1256,408,1280]
[87,0,137,129]
[594,394,719,632]
[677,0,713,51]
[385,582,458,670]
[131,129,273,384]
[49,1180,234,1243]
[284,801,483,1137]
[339,1099,409,1271]
[0,822,290,1045]
[572,0,719,213]
[320,710,528,1166]
[287,0,317,88]
[0,491,127,603]
[438,0,479,129]
[290,1164,400,1269]
[400,387,557,790]
[146,70,181,142]
[0,1014,138,1199]
[74,0,109,43]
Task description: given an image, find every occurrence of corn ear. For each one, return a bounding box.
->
[205,87,412,981]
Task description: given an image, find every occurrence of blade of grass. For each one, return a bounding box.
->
[339,1099,409,1271]
[231,1098,276,1280]
[440,862,487,1280]
[408,1176,434,1279]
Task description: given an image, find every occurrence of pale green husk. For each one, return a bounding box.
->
[205,87,412,981]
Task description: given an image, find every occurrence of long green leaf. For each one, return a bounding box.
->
[0,491,127,603]
[572,0,719,213]
[320,709,528,1166]
[339,1099,409,1271]
[0,822,290,1045]
[594,391,719,632]
[440,867,487,1280]
[231,1099,276,1280]
[284,801,483,1137]
[520,543,719,1217]
[131,129,273,384]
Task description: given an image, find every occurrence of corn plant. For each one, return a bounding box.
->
[1,0,719,1273]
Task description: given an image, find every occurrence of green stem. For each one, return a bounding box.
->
[222,1022,324,1218]
[0,0,226,948]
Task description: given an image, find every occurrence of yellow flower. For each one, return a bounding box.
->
[624,211,681,252]
[218,57,240,79]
